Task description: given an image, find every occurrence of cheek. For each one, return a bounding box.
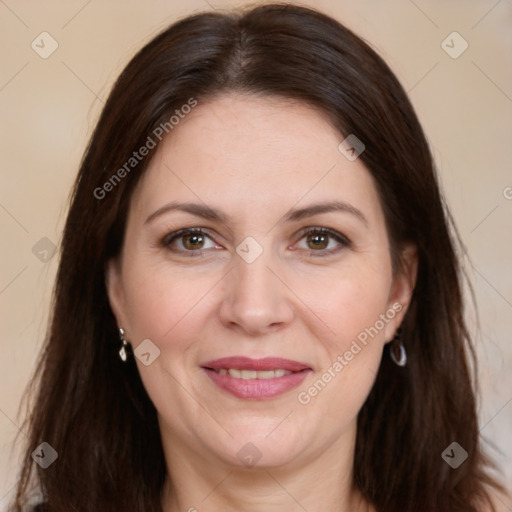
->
[119,259,213,413]
[295,258,393,353]
[295,265,392,418]
[120,256,209,347]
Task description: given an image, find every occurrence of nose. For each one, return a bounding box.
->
[218,251,295,336]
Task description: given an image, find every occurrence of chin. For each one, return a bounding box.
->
[213,423,311,470]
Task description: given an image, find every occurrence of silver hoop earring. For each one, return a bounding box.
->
[389,329,407,367]
[390,342,407,367]
[118,328,130,362]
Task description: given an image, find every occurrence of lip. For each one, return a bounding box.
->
[201,356,310,372]
[201,356,312,400]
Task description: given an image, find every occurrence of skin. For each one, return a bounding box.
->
[106,93,418,512]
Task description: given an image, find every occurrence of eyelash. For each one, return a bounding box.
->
[161,227,351,258]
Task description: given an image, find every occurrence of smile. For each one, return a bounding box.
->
[214,368,293,379]
[201,356,311,399]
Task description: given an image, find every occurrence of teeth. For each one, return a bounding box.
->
[220,369,293,379]
[257,370,277,379]
[240,370,257,379]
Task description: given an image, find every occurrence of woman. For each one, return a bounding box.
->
[12,3,506,511]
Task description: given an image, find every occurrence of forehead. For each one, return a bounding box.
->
[131,93,382,224]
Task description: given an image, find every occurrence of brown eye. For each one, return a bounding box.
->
[295,227,351,255]
[163,228,218,254]
[182,233,205,250]
[306,232,329,250]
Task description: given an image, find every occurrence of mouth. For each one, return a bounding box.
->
[201,356,312,400]
[211,368,294,379]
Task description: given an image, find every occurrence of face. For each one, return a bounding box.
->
[106,93,417,472]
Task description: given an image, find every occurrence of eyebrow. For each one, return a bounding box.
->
[145,201,229,225]
[145,200,368,227]
[282,201,368,227]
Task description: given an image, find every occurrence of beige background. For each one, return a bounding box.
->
[1,0,511,508]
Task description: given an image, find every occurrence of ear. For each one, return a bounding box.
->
[384,243,418,342]
[105,257,128,330]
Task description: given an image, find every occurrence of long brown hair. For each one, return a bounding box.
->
[12,4,504,511]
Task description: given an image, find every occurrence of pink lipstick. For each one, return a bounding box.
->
[201,356,311,400]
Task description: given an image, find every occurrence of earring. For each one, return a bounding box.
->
[389,329,407,367]
[118,328,130,362]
